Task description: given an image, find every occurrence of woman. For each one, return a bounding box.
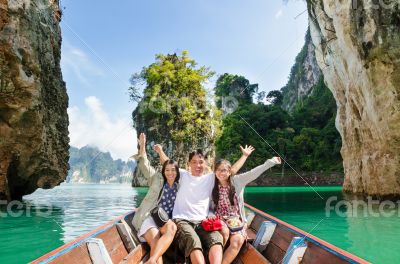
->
[212,156,281,264]
[130,133,179,264]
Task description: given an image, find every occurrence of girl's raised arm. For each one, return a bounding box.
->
[230,145,255,175]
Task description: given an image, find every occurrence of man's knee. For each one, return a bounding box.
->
[167,220,177,233]
[220,226,230,244]
[162,220,177,235]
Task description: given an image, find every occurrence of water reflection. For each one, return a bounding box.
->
[0,200,64,264]
[1,184,398,263]
[341,194,400,263]
[24,183,142,243]
[244,186,400,263]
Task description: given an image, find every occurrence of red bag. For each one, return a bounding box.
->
[201,217,223,231]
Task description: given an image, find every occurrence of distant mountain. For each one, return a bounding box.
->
[67,146,136,184]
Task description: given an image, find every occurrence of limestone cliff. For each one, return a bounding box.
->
[0,0,68,200]
[132,106,215,187]
[308,0,400,197]
[281,29,322,112]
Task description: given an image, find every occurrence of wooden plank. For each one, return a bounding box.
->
[121,218,141,246]
[96,225,129,263]
[239,243,271,264]
[263,242,286,264]
[119,244,148,264]
[301,241,350,264]
[117,223,136,252]
[246,228,256,242]
[49,243,92,264]
[31,213,130,264]
[269,225,296,251]
[87,238,113,264]
[250,214,267,231]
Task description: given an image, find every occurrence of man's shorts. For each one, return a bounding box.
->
[174,219,223,257]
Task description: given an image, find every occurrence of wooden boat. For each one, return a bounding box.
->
[31,203,370,264]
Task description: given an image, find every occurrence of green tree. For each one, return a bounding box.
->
[214,73,258,110]
[216,103,290,171]
[215,71,342,174]
[266,90,283,106]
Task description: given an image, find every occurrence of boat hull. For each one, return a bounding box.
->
[31,204,369,264]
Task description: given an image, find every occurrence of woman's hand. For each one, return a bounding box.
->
[153,144,163,154]
[240,145,255,157]
[272,156,282,164]
[139,133,146,147]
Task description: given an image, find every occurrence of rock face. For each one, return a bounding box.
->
[308,0,400,197]
[281,30,322,112]
[0,0,69,200]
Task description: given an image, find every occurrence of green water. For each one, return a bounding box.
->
[0,184,398,263]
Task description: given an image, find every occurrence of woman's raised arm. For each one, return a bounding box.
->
[230,145,255,175]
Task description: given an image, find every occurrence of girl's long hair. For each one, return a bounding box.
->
[161,159,180,184]
[212,159,236,206]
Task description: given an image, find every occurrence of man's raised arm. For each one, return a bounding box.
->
[153,144,169,164]
[230,145,255,175]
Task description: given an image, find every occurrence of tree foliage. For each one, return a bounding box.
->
[215,74,342,173]
[214,73,259,108]
[129,51,221,163]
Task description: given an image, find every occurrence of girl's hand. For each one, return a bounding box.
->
[240,145,255,157]
[139,133,146,147]
[153,144,163,154]
[272,156,282,164]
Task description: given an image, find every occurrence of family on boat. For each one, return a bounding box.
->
[130,133,281,264]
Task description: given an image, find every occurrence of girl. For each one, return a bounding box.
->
[131,133,180,264]
[212,156,281,264]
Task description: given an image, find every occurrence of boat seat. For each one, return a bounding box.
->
[117,221,138,252]
[253,221,277,252]
[87,238,114,264]
[119,244,148,264]
[281,236,307,264]
[245,228,257,242]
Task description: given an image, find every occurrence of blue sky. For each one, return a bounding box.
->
[60,0,308,160]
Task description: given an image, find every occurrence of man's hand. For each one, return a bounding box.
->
[240,145,255,157]
[153,144,169,164]
[207,215,219,220]
[153,144,163,154]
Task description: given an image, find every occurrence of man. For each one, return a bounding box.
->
[153,145,254,264]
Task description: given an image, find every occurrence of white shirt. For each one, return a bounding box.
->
[172,169,215,221]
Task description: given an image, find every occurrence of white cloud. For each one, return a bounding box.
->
[275,9,283,19]
[61,42,103,85]
[68,96,137,161]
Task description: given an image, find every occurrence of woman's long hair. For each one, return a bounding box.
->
[212,159,236,206]
[161,159,180,184]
